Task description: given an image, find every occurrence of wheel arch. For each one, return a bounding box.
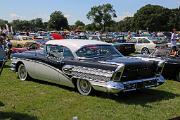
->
[15,61,24,72]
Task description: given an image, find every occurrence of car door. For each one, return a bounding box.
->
[136,38,150,52]
[34,44,74,87]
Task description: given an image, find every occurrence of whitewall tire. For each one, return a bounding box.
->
[18,64,29,81]
[77,79,92,96]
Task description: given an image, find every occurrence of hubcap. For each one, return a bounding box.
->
[18,65,27,80]
[77,79,92,95]
[142,49,149,54]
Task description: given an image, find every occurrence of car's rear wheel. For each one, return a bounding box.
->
[77,79,92,95]
[141,47,150,54]
[18,64,29,81]
[176,71,180,82]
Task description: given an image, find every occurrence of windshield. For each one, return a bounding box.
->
[76,45,122,58]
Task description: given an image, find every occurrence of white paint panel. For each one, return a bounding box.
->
[34,62,74,87]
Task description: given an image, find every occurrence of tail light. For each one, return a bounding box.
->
[112,64,125,81]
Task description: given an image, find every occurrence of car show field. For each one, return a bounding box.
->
[0,1,180,119]
[0,61,180,120]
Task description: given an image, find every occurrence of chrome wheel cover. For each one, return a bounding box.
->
[77,79,92,95]
[142,48,149,54]
[18,64,27,81]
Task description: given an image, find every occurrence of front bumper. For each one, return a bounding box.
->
[91,75,165,94]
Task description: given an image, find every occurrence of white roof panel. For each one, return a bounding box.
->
[46,39,111,53]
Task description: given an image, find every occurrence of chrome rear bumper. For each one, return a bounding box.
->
[91,75,165,94]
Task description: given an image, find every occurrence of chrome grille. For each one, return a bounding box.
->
[121,64,156,82]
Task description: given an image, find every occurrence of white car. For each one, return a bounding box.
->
[11,39,165,95]
[130,37,167,54]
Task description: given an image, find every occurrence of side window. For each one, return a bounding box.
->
[46,45,74,59]
[46,45,63,59]
[138,38,143,43]
[142,38,150,43]
[63,47,74,58]
[129,38,137,43]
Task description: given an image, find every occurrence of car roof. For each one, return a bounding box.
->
[45,39,111,53]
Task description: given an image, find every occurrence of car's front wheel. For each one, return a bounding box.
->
[18,64,29,81]
[77,79,92,95]
[176,71,180,82]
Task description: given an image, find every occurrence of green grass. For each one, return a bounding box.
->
[0,62,180,120]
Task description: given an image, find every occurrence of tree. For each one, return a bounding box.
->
[48,11,69,30]
[134,4,171,31]
[75,20,85,27]
[0,19,8,29]
[167,7,180,30]
[30,18,44,31]
[11,20,31,31]
[118,17,135,31]
[87,3,117,32]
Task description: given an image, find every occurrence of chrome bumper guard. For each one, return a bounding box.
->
[91,75,165,94]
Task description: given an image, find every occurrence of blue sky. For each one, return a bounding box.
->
[0,0,179,25]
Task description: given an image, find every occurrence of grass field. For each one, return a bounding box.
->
[0,62,180,120]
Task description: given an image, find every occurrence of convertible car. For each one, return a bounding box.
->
[11,40,165,95]
[134,48,180,81]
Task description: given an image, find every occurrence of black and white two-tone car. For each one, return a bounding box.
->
[11,39,165,95]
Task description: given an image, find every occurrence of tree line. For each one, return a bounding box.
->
[0,4,179,32]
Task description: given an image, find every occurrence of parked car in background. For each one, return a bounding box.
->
[11,36,34,48]
[11,39,165,96]
[89,35,135,55]
[134,48,180,81]
[113,42,135,55]
[11,42,41,53]
[130,37,167,54]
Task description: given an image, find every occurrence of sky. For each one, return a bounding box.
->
[0,0,179,25]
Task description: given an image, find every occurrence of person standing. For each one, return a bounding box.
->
[170,28,178,56]
[127,31,131,41]
[6,39,12,59]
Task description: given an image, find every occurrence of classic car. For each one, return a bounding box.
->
[11,40,165,95]
[130,37,167,54]
[11,39,49,53]
[134,48,180,81]
[11,35,35,48]
[89,35,135,55]
[11,42,41,53]
[111,35,135,55]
